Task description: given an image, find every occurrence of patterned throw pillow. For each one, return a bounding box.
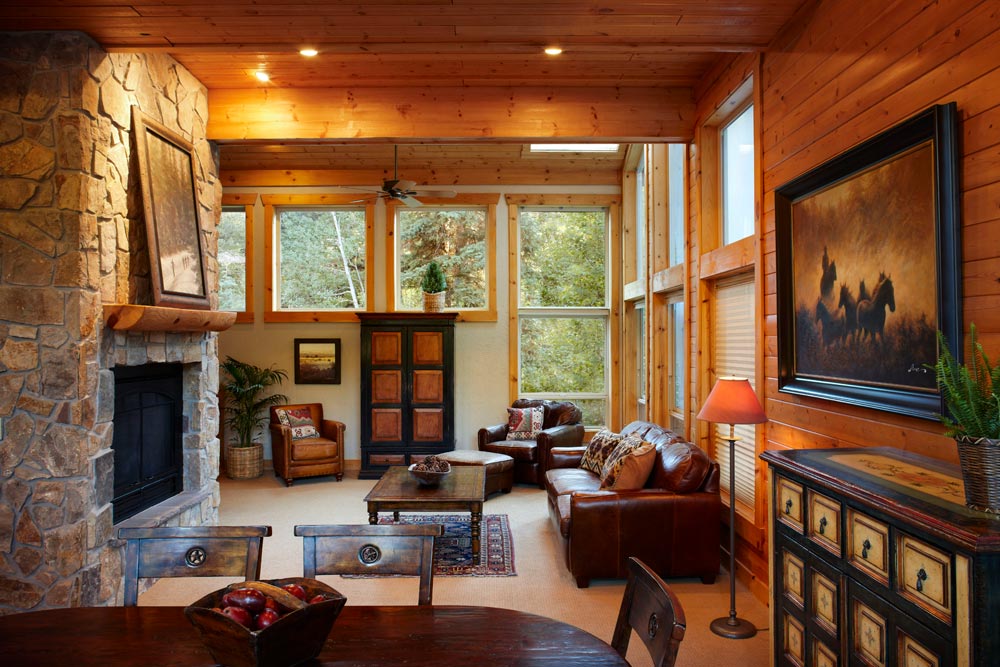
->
[600,440,657,490]
[579,428,624,475]
[275,409,291,426]
[599,434,652,489]
[506,406,544,440]
[281,407,319,440]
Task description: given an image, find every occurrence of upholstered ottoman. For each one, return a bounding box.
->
[439,450,515,497]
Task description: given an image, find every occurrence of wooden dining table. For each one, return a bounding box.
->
[0,604,630,666]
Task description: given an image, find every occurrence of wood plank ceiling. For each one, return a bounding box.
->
[2,1,807,179]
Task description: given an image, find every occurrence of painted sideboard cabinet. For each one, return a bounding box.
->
[761,447,1000,667]
[358,313,456,479]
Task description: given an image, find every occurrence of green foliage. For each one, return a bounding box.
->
[278,208,367,309]
[399,209,484,308]
[930,324,1000,439]
[421,260,448,293]
[220,357,289,447]
[519,209,606,307]
[218,208,247,311]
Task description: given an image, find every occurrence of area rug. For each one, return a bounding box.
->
[375,513,516,576]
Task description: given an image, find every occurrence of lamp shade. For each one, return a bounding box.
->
[697,376,767,425]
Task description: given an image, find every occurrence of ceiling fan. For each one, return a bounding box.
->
[350,146,457,207]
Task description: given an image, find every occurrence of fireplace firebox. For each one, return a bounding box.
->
[111,363,184,523]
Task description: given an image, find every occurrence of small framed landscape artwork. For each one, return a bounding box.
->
[775,103,962,421]
[294,339,342,385]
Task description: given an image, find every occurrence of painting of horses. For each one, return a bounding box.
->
[775,103,961,420]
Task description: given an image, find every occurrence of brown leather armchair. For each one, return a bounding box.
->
[478,399,584,488]
[268,403,344,486]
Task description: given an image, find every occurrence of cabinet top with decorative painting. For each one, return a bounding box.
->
[761,447,1000,552]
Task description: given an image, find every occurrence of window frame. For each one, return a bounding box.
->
[219,193,256,323]
[262,194,375,323]
[385,194,498,322]
[506,194,621,431]
[665,291,685,434]
[720,101,755,246]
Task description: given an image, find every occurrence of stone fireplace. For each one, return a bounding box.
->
[0,32,223,612]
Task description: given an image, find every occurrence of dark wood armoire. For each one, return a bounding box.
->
[358,313,457,479]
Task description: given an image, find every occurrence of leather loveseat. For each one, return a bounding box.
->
[479,399,585,488]
[545,420,721,588]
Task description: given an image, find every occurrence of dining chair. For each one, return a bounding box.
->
[117,525,272,606]
[294,524,443,605]
[611,557,687,667]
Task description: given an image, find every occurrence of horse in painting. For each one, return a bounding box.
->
[838,283,859,342]
[857,273,896,343]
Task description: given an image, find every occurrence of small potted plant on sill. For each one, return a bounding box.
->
[220,356,288,480]
[930,323,1000,513]
[421,260,448,312]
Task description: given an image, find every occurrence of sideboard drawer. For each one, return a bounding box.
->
[811,639,838,667]
[777,476,804,532]
[899,633,942,667]
[807,490,841,556]
[851,597,888,667]
[782,549,806,609]
[811,569,839,638]
[369,453,406,466]
[781,610,807,666]
[897,533,951,624]
[847,510,889,585]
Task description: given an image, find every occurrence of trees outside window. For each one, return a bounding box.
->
[516,207,610,427]
[276,207,367,310]
[218,205,248,313]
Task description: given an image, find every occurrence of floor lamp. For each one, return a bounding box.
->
[697,376,768,639]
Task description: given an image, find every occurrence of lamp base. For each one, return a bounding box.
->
[710,615,757,639]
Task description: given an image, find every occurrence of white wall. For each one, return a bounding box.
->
[218,183,619,464]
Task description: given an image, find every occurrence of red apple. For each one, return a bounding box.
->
[264,597,283,613]
[308,594,328,604]
[254,608,281,630]
[221,605,253,628]
[282,583,307,601]
[221,588,267,613]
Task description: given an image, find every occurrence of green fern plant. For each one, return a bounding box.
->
[220,357,289,448]
[420,261,448,293]
[931,324,1000,439]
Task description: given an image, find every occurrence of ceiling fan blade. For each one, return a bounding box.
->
[411,189,457,198]
[393,179,416,192]
[400,195,423,208]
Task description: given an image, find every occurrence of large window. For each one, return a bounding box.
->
[667,144,686,267]
[514,205,612,427]
[635,151,646,280]
[218,194,254,322]
[388,196,497,321]
[263,195,374,322]
[667,295,685,433]
[722,104,755,245]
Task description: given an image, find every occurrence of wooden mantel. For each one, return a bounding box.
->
[103,304,237,332]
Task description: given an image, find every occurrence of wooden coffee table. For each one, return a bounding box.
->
[364,465,486,565]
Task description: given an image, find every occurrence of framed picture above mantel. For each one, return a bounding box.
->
[775,102,962,421]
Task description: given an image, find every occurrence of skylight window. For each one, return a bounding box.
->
[529,143,620,152]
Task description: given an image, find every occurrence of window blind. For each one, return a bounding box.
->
[711,275,757,515]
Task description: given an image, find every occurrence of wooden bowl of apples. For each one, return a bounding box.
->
[184,577,346,667]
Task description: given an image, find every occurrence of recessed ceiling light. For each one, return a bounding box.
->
[544,47,563,56]
[299,48,319,57]
[254,71,270,82]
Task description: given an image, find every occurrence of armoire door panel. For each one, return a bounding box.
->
[371,331,402,365]
[412,370,444,403]
[371,409,402,442]
[412,408,444,441]
[412,331,443,365]
[372,370,402,403]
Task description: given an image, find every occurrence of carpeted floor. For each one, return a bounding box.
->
[374,513,516,576]
[139,473,771,667]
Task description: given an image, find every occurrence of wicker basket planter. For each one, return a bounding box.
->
[422,291,446,312]
[227,443,264,479]
[955,435,1000,513]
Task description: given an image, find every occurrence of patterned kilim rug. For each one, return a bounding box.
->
[375,513,516,576]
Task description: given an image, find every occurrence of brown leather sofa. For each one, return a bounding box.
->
[478,399,585,488]
[268,403,345,486]
[545,420,721,588]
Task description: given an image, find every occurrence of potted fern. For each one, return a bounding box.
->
[931,323,1000,513]
[220,356,288,479]
[421,260,448,312]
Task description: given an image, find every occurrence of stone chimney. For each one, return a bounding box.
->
[0,32,223,613]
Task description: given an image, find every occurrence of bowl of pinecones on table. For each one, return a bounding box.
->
[408,455,452,486]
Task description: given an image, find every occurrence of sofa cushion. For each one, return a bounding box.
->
[291,439,340,461]
[600,441,657,490]
[578,428,624,475]
[547,467,602,496]
[507,406,544,440]
[650,441,713,493]
[277,407,320,440]
[512,398,582,429]
[481,439,537,462]
[599,435,652,489]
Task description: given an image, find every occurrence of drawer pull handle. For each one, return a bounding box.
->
[916,568,928,593]
[818,516,828,535]
[861,538,871,560]
[784,498,793,515]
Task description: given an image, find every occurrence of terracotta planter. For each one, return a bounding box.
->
[955,435,1000,513]
[226,443,264,479]
[422,291,446,312]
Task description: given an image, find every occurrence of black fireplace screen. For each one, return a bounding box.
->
[112,363,183,523]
